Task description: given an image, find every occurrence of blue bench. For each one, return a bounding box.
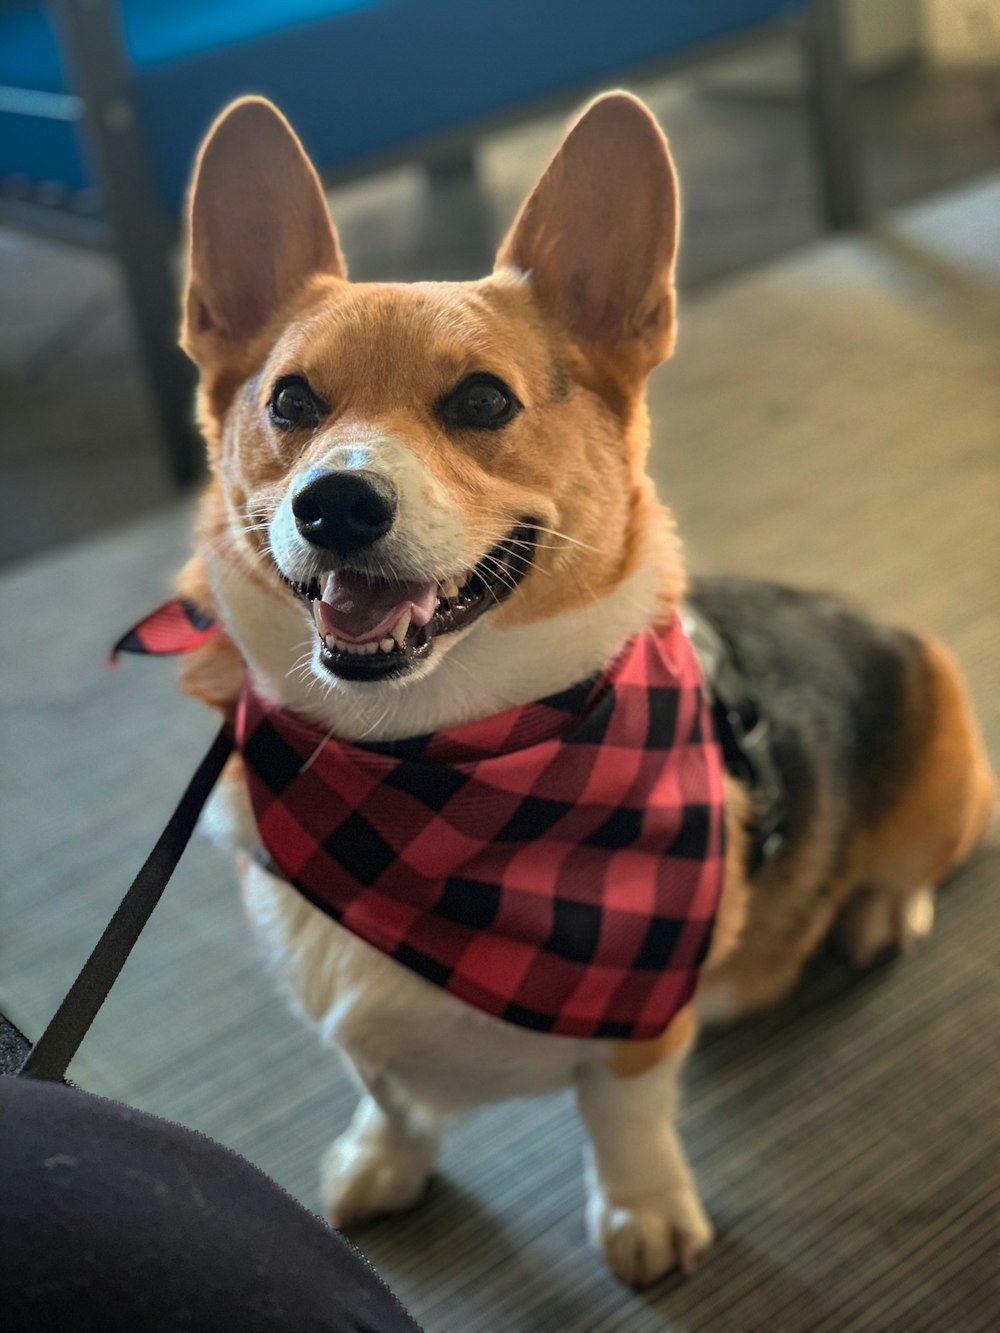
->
[0,1,856,481]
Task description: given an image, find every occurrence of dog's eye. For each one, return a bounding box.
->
[440,374,521,431]
[269,375,325,429]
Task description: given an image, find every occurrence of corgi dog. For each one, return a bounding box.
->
[173,92,995,1288]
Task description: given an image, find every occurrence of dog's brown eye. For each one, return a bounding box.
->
[440,373,521,431]
[269,375,325,429]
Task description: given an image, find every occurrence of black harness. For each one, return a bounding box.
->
[684,608,788,875]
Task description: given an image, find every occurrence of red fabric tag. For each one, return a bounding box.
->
[113,599,219,659]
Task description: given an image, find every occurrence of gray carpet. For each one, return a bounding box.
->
[2,180,998,1330]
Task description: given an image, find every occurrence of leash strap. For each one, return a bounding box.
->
[17,725,234,1082]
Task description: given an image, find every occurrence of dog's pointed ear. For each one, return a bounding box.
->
[495,92,679,378]
[183,97,344,363]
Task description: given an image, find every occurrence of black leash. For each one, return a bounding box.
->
[14,604,782,1081]
[16,726,233,1082]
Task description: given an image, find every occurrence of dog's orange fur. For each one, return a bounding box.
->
[833,639,995,969]
[186,275,682,631]
[164,92,1000,1285]
[176,95,994,1091]
[854,638,995,890]
[612,1004,698,1079]
[181,99,683,658]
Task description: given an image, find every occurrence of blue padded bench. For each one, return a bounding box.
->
[0,0,856,482]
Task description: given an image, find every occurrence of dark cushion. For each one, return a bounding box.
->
[0,1077,421,1332]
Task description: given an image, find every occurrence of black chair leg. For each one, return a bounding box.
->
[799,0,865,230]
[422,146,495,278]
[114,228,201,487]
[49,0,201,485]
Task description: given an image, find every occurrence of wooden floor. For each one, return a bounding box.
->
[2,176,997,1330]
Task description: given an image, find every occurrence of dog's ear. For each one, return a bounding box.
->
[183,97,345,363]
[495,92,679,379]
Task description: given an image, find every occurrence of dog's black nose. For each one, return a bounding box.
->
[291,469,398,557]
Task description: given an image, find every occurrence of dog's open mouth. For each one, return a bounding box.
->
[283,522,536,680]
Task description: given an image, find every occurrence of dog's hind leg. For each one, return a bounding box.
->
[837,637,995,968]
[321,1059,441,1230]
[836,884,936,967]
[577,1007,713,1287]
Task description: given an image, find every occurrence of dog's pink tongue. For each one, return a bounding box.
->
[315,569,437,644]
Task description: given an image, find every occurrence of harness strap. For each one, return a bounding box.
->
[683,608,788,874]
[17,726,233,1082]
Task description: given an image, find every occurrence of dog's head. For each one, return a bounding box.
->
[183,93,682,736]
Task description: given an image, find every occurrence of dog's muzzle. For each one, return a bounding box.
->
[280,520,538,683]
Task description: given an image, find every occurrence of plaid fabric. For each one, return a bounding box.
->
[119,601,726,1039]
[113,598,219,659]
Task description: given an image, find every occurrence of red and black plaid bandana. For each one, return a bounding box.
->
[118,601,726,1039]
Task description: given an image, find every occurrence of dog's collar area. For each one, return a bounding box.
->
[280,521,538,682]
[111,595,788,878]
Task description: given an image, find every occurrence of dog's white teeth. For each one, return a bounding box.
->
[365,642,378,655]
[440,576,459,600]
[326,634,362,655]
[379,637,395,653]
[391,610,411,647]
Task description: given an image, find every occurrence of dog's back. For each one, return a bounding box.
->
[691,575,995,1018]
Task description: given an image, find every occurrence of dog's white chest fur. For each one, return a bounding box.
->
[208,780,588,1112]
[199,523,675,1110]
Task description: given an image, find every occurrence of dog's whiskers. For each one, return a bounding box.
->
[354,703,394,741]
[287,650,315,680]
[475,555,519,595]
[299,720,340,772]
[530,524,601,553]
[493,545,549,579]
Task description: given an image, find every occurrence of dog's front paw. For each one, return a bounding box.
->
[587,1189,714,1287]
[321,1118,436,1230]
